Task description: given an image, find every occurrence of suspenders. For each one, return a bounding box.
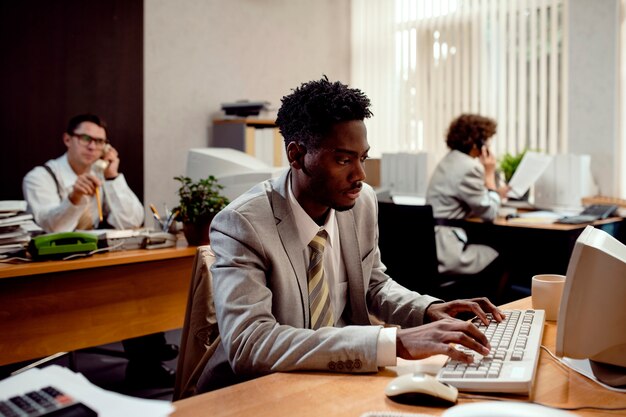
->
[42,164,62,200]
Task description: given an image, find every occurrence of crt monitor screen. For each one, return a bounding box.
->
[185,148,284,201]
[556,225,626,387]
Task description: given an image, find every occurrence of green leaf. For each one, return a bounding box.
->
[172,175,230,224]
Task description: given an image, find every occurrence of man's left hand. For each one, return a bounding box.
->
[425,297,506,326]
[103,145,120,179]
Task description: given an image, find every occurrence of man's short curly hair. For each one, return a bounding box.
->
[446,113,497,154]
[275,76,373,150]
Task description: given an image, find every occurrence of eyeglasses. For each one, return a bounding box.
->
[72,133,109,148]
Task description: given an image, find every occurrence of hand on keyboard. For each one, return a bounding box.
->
[424,297,506,326]
[396,297,508,368]
[436,309,546,394]
[396,317,492,364]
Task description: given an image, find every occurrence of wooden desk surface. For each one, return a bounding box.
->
[0,241,196,279]
[468,215,622,231]
[0,243,197,365]
[171,298,626,417]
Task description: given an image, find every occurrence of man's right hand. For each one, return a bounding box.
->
[69,173,102,205]
[396,318,490,364]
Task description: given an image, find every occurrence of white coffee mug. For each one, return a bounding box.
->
[531,274,566,321]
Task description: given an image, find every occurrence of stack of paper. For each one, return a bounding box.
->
[0,365,175,417]
[0,200,41,255]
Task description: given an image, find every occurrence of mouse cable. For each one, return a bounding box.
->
[535,345,626,412]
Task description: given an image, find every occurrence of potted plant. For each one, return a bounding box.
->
[173,175,230,245]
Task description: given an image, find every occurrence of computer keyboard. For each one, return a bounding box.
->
[556,204,619,224]
[0,386,96,417]
[436,309,545,394]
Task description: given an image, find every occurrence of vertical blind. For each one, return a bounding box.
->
[351,0,568,172]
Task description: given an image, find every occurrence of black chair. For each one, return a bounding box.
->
[377,202,439,294]
[377,201,508,301]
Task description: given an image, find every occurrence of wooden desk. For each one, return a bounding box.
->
[171,297,626,417]
[0,243,196,366]
[462,216,623,294]
[491,215,622,231]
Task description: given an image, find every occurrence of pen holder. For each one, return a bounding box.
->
[154,218,180,234]
[153,218,165,232]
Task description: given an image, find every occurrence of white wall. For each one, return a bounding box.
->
[568,0,621,197]
[144,0,351,222]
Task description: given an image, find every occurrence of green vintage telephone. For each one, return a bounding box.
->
[28,232,99,259]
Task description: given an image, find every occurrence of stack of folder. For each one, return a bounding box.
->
[0,200,42,256]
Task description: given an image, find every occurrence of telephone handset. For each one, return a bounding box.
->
[28,232,99,259]
[475,138,491,157]
[93,143,112,172]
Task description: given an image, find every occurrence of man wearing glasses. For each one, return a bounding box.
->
[22,113,178,388]
[23,113,143,231]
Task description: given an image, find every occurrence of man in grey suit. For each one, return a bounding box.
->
[197,76,505,393]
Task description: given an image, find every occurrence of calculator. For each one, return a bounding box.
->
[0,386,97,417]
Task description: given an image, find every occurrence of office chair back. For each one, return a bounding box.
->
[174,245,221,400]
[377,202,439,294]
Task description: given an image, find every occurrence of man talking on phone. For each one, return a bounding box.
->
[22,113,178,388]
[23,113,143,232]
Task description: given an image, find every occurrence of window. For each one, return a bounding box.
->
[352,0,567,170]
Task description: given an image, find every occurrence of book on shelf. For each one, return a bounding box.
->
[244,125,288,168]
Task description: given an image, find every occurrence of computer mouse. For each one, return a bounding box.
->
[384,372,458,406]
[442,401,578,417]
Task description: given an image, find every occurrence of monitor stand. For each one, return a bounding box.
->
[590,360,626,388]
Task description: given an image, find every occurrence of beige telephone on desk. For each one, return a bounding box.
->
[143,232,177,249]
[93,144,111,173]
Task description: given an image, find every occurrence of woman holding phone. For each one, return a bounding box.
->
[425,114,510,300]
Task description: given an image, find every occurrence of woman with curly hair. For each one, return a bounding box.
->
[426,114,510,297]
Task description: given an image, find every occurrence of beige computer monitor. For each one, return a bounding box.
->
[556,225,626,387]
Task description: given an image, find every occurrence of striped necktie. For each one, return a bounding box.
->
[308,230,334,329]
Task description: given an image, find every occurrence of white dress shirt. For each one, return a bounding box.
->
[287,179,397,366]
[22,153,144,233]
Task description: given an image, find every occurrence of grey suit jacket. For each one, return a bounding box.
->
[426,150,499,274]
[197,169,440,392]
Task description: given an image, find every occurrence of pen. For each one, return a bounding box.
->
[149,204,161,221]
[95,187,103,222]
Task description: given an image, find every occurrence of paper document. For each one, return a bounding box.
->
[391,195,426,206]
[0,200,27,212]
[0,365,174,417]
[506,151,553,199]
[506,210,561,225]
